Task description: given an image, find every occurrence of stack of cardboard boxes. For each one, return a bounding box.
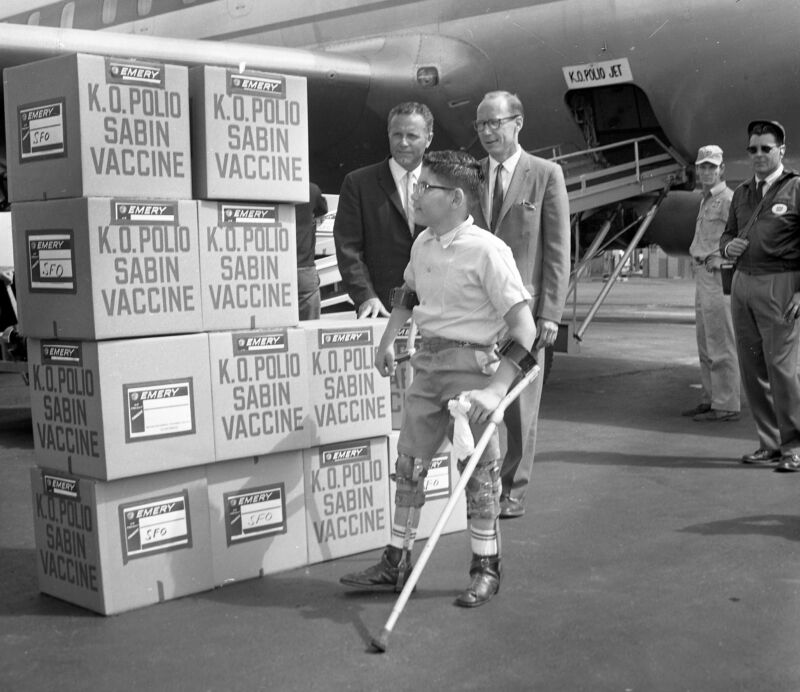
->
[6,53,462,615]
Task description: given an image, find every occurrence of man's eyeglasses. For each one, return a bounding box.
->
[472,115,519,132]
[413,181,455,194]
[746,144,782,154]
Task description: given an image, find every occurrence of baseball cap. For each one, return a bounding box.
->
[695,145,723,166]
[748,120,786,144]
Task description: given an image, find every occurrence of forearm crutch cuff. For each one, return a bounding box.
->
[390,286,419,310]
[497,338,538,374]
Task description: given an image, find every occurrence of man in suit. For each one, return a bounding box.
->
[472,90,571,518]
[333,102,434,317]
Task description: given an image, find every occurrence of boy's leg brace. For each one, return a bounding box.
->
[458,456,502,520]
[392,454,427,589]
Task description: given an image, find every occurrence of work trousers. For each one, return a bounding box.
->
[730,270,800,453]
[694,266,740,411]
[499,343,545,502]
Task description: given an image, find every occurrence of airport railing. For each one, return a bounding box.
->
[555,135,688,213]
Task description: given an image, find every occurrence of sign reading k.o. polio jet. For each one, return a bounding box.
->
[190,66,309,203]
[4,53,191,202]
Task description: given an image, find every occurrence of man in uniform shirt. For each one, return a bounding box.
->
[682,145,740,422]
[720,120,800,470]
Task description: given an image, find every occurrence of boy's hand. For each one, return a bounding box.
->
[463,387,503,424]
[375,345,396,377]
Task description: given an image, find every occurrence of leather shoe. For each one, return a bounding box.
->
[454,554,501,608]
[740,448,781,465]
[499,496,525,519]
[774,454,800,473]
[682,402,711,417]
[693,409,741,422]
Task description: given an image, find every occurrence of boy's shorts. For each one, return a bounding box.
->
[397,343,500,461]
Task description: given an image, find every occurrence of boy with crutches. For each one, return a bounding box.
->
[339,150,537,607]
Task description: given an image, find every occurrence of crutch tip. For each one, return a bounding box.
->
[369,630,390,653]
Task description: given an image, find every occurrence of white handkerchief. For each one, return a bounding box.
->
[448,396,475,462]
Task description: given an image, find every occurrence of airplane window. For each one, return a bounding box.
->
[138,0,153,16]
[27,11,41,25]
[182,0,198,4]
[102,0,118,25]
[60,2,75,28]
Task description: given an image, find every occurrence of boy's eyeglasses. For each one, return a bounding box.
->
[413,181,456,194]
[746,144,781,154]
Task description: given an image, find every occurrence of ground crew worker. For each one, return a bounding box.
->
[339,150,537,607]
[682,145,740,421]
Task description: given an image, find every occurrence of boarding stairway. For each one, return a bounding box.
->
[317,134,689,342]
[554,135,688,346]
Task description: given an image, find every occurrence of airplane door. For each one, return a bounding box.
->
[566,84,673,164]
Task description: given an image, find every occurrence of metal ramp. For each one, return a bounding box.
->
[557,135,688,348]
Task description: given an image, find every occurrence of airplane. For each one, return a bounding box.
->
[0,0,797,366]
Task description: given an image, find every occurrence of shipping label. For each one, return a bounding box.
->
[224,483,287,545]
[26,231,76,293]
[18,98,67,161]
[124,378,196,442]
[119,491,192,563]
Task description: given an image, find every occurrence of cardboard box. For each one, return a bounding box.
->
[297,318,392,445]
[190,66,309,202]
[389,321,422,430]
[28,334,215,480]
[12,198,202,340]
[208,329,310,460]
[387,432,467,540]
[206,452,307,585]
[198,201,298,331]
[304,436,391,563]
[30,465,213,615]
[4,53,192,202]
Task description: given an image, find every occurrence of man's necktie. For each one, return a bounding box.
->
[405,172,415,233]
[491,164,504,231]
[757,179,766,198]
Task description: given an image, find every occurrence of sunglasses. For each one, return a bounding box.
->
[746,144,782,154]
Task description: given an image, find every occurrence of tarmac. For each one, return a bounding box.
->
[2,276,800,692]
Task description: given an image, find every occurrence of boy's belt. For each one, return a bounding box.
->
[421,337,494,353]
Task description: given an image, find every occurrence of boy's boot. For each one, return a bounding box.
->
[454,553,501,607]
[339,545,412,592]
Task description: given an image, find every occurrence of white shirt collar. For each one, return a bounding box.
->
[389,158,421,187]
[489,146,522,179]
[423,215,473,249]
[756,164,784,188]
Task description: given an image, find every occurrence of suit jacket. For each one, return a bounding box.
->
[333,158,423,310]
[472,151,571,323]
